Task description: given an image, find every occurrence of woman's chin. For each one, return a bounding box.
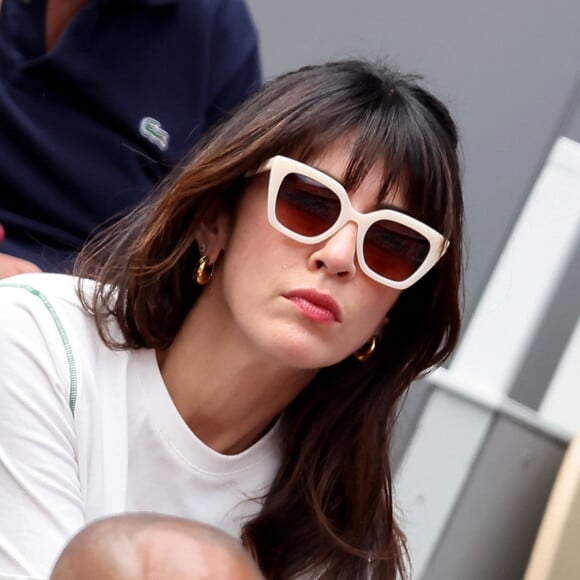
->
[267,341,349,370]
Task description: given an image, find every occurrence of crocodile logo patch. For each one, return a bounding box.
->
[139,117,170,151]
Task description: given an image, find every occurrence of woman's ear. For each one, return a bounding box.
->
[196,212,231,265]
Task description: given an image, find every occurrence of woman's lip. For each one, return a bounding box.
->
[284,289,342,322]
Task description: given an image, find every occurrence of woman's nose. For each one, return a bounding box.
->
[308,222,358,279]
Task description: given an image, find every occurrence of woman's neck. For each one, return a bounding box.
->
[156,295,317,455]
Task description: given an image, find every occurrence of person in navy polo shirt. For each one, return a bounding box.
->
[0,0,261,277]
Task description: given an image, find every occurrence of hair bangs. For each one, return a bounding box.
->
[261,81,459,246]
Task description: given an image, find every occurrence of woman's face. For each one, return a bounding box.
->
[206,143,404,370]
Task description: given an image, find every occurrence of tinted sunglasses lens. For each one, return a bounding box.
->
[363,220,430,282]
[275,173,341,237]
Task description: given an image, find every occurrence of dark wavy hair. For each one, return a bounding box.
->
[75,59,464,580]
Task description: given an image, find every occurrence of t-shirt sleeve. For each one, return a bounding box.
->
[205,0,262,128]
[0,285,84,579]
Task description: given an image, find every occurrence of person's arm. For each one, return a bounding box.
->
[205,0,262,128]
[0,286,84,579]
[0,252,42,279]
[0,226,42,279]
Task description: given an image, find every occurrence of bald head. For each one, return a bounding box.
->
[50,514,264,580]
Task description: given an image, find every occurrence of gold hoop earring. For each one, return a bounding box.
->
[194,255,213,285]
[354,336,377,362]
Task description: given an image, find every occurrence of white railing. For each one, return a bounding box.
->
[396,136,580,579]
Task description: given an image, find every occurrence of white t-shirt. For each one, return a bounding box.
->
[0,273,281,579]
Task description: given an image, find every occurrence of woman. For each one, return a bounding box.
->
[0,60,463,579]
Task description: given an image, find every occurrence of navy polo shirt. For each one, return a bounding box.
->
[0,0,261,271]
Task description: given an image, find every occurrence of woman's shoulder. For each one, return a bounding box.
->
[0,272,90,305]
[0,273,132,416]
[0,273,100,354]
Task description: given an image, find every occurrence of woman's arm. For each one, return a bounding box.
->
[0,286,84,579]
